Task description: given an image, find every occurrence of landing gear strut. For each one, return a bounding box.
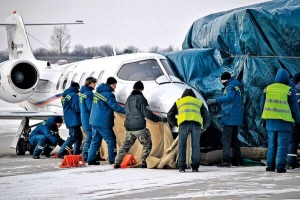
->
[11,117,39,155]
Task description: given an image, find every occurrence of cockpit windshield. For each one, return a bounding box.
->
[160,59,175,76]
[117,59,164,81]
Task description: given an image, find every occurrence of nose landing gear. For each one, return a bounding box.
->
[15,118,32,155]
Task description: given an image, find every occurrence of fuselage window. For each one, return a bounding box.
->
[117,59,164,81]
[90,71,95,77]
[56,74,63,90]
[71,73,78,84]
[62,72,71,90]
[97,71,104,84]
[79,72,86,86]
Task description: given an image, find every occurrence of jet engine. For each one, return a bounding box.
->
[0,59,39,103]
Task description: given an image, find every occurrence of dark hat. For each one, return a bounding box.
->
[221,72,231,80]
[133,81,144,90]
[293,73,300,82]
[106,77,117,85]
[181,88,196,98]
[71,82,80,89]
[85,77,97,86]
[53,116,63,123]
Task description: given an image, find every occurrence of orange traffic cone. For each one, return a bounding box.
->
[120,154,137,168]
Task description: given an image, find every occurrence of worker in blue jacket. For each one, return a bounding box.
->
[29,116,64,159]
[57,82,82,158]
[260,69,300,173]
[79,77,97,161]
[287,74,300,169]
[88,77,126,165]
[207,72,243,167]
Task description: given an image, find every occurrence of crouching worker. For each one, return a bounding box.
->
[167,89,210,172]
[114,81,167,168]
[29,116,64,159]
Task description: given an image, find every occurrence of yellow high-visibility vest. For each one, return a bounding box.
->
[262,83,294,122]
[176,96,203,126]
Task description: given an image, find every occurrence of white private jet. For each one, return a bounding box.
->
[0,12,210,155]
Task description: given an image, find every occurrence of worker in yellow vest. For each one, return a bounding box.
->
[261,69,300,173]
[167,89,210,172]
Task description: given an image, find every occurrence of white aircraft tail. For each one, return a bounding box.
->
[0,12,35,60]
[0,11,84,60]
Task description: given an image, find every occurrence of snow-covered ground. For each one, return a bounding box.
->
[1,100,300,199]
[0,163,300,200]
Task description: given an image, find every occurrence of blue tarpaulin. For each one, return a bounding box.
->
[160,0,300,147]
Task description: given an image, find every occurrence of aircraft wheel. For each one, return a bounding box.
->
[16,138,26,155]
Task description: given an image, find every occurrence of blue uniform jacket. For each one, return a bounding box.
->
[62,87,81,128]
[89,83,126,128]
[29,117,60,145]
[216,77,243,126]
[260,69,300,132]
[79,85,94,131]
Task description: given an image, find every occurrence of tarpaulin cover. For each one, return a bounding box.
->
[160,0,300,147]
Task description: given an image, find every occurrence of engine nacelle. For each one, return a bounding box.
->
[0,59,39,103]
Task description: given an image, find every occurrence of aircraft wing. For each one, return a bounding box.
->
[0,110,62,120]
[0,22,16,26]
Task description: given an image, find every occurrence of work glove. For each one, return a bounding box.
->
[207,99,217,105]
[161,117,168,123]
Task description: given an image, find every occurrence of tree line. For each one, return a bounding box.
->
[0,25,178,63]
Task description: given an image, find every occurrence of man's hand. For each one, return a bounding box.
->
[207,99,217,105]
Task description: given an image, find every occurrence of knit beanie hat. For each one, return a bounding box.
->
[221,72,231,80]
[293,72,300,82]
[106,77,117,85]
[53,116,63,123]
[71,82,80,89]
[133,81,144,90]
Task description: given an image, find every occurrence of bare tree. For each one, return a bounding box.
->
[0,50,8,62]
[161,45,178,52]
[72,44,85,56]
[99,44,114,57]
[50,25,71,55]
[85,46,101,57]
[148,46,160,53]
[123,45,140,54]
[33,48,49,57]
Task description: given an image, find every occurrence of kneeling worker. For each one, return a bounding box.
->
[114,81,167,168]
[29,116,64,159]
[167,89,210,172]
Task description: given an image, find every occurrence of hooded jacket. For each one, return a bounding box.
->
[79,85,94,131]
[62,87,81,128]
[260,69,300,131]
[89,83,126,128]
[29,117,62,145]
[124,90,161,131]
[216,77,243,126]
[167,89,210,129]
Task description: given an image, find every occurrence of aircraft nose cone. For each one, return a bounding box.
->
[144,83,205,115]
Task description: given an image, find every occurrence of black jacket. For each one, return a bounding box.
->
[124,90,161,131]
[167,89,210,129]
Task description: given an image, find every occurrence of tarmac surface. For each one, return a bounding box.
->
[1,101,300,199]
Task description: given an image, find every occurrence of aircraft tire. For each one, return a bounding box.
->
[16,138,26,155]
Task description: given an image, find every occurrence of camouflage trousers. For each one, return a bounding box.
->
[115,128,152,165]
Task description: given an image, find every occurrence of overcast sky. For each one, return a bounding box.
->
[0,0,268,52]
